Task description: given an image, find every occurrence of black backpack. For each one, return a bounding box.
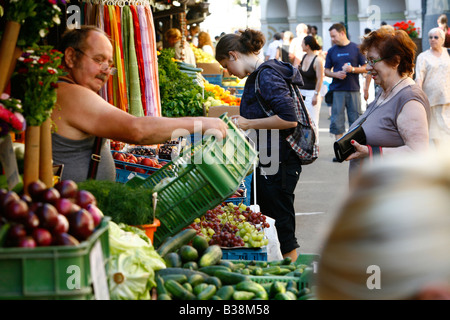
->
[254,68,319,165]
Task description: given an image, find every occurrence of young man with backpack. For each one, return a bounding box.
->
[215,29,318,261]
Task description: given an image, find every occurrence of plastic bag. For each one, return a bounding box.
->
[264,216,283,261]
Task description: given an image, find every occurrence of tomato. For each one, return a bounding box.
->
[113,152,125,162]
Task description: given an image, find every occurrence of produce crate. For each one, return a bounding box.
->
[221,246,267,261]
[126,113,258,247]
[0,217,111,300]
[203,74,223,86]
[225,174,252,206]
[112,150,160,183]
[231,253,319,290]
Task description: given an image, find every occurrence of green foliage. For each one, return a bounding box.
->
[77,180,155,226]
[12,46,65,126]
[158,49,206,117]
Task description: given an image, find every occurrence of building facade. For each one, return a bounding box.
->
[259,0,449,51]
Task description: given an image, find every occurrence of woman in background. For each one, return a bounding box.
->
[415,27,450,147]
[197,31,214,56]
[299,35,324,133]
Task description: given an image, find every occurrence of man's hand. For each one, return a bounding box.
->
[201,117,228,140]
[334,70,347,80]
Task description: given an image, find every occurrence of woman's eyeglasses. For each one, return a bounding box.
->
[367,57,386,66]
[75,48,117,75]
[429,36,440,40]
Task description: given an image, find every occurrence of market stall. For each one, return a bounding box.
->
[0,0,319,301]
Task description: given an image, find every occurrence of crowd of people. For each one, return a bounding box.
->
[50,12,450,299]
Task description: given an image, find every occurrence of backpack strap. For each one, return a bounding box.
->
[254,69,275,117]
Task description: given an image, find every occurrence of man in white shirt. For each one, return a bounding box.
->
[289,23,308,68]
[265,33,282,61]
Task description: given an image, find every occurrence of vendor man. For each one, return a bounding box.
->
[52,25,227,182]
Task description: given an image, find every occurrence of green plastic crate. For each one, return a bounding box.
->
[0,217,111,300]
[127,114,258,247]
[230,253,320,290]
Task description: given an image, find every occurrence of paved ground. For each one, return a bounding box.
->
[293,102,351,255]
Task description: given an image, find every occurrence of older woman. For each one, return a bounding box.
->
[415,27,450,147]
[344,28,430,184]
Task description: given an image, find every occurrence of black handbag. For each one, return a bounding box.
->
[333,120,366,163]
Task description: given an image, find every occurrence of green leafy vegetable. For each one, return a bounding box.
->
[108,221,166,300]
[77,180,154,226]
[158,49,213,117]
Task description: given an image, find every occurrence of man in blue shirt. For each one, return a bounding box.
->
[325,23,367,161]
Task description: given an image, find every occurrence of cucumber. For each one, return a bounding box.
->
[214,270,250,285]
[199,265,231,276]
[206,276,222,289]
[179,245,199,263]
[252,267,263,276]
[165,279,196,300]
[188,274,205,287]
[157,293,172,300]
[156,275,168,296]
[161,274,188,284]
[183,261,198,270]
[216,285,234,300]
[197,284,217,300]
[298,293,315,300]
[298,287,311,297]
[235,281,268,300]
[270,281,286,298]
[233,291,255,300]
[157,228,197,257]
[261,266,282,275]
[193,283,209,296]
[183,282,193,293]
[274,292,295,300]
[286,280,299,296]
[198,245,223,267]
[218,260,236,270]
[156,268,210,281]
[164,252,182,268]
[192,235,209,255]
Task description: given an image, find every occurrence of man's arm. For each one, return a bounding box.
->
[53,83,227,144]
[325,67,347,80]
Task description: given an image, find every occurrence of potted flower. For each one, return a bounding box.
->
[393,20,419,38]
[393,20,422,54]
[12,46,65,190]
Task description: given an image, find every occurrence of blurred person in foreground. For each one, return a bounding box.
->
[415,27,450,147]
[345,28,430,184]
[215,29,303,261]
[52,26,226,182]
[317,147,450,300]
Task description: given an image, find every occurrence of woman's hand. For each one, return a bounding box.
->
[312,94,318,106]
[346,140,369,161]
[230,115,251,130]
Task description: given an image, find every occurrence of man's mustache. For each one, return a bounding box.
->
[96,74,108,81]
